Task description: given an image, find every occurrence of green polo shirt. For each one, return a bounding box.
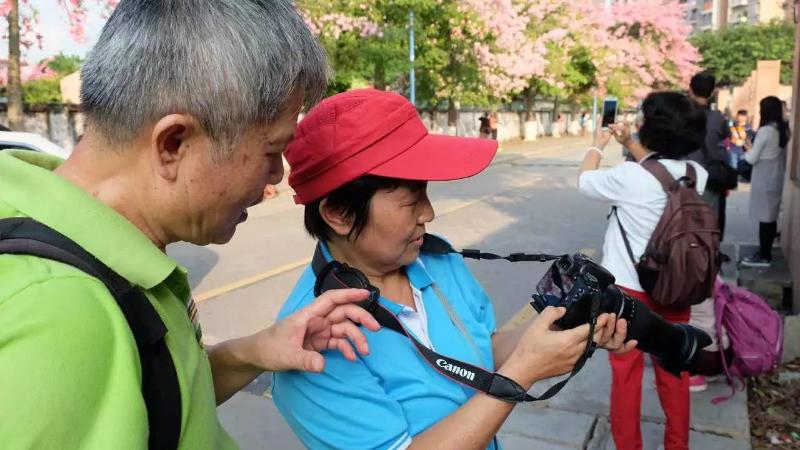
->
[0,151,237,449]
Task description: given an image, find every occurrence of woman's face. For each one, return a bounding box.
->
[349,182,435,272]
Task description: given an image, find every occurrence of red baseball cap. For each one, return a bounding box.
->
[285,88,498,204]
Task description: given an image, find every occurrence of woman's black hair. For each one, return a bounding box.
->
[304,175,425,242]
[637,91,707,159]
[759,96,791,148]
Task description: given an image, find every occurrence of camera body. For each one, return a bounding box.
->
[531,253,711,375]
[531,254,633,329]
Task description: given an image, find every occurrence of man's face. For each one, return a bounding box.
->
[175,97,302,245]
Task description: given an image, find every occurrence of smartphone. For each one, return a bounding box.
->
[601,97,618,129]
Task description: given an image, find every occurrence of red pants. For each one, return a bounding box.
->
[609,287,690,450]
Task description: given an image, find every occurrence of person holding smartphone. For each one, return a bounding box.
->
[578,92,708,450]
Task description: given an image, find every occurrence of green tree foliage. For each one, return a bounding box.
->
[47,53,83,76]
[22,77,61,104]
[19,54,83,104]
[691,21,796,85]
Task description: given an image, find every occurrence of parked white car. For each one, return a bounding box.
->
[0,131,71,159]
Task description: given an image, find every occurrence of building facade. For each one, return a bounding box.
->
[681,0,791,34]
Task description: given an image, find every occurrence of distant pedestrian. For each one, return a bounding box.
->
[489,111,499,140]
[479,111,491,138]
[687,72,732,238]
[580,112,589,136]
[741,96,791,267]
[729,110,754,179]
[552,114,563,138]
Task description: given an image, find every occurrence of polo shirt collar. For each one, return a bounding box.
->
[318,241,434,313]
[0,151,177,289]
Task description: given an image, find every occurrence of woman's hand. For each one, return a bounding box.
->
[609,122,634,147]
[497,307,590,389]
[593,125,613,150]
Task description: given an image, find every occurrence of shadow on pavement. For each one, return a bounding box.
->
[167,242,220,289]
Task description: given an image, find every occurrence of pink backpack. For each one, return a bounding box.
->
[713,280,783,401]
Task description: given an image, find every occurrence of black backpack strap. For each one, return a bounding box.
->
[609,207,637,267]
[0,217,182,450]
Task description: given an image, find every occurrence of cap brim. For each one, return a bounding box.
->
[368,134,498,181]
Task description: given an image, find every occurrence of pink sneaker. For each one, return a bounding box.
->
[689,375,708,392]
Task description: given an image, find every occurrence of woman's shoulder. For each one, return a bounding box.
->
[758,123,780,135]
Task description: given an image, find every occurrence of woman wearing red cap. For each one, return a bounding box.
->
[272,89,632,450]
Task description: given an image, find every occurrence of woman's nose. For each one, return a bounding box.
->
[419,195,435,223]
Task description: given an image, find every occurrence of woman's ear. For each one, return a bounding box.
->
[319,199,355,238]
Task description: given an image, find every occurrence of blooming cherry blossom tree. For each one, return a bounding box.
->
[2,0,117,130]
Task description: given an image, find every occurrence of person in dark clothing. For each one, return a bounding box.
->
[687,72,731,238]
[479,112,491,138]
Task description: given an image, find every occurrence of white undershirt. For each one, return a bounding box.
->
[397,284,434,350]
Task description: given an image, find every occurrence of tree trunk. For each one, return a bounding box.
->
[447,97,458,135]
[373,61,386,91]
[7,0,23,131]
[523,89,536,122]
[552,96,560,120]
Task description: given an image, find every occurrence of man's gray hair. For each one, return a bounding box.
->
[81,0,329,154]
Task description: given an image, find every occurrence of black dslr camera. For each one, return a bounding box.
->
[531,254,712,375]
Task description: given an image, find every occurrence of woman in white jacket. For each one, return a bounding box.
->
[577,91,708,450]
[741,96,791,267]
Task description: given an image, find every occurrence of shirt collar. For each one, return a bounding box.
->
[639,152,659,163]
[0,151,178,289]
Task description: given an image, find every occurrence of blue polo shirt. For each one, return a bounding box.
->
[272,240,500,450]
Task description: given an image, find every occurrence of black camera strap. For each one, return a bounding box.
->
[421,234,563,263]
[311,236,599,403]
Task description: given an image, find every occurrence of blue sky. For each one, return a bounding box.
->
[1,1,107,63]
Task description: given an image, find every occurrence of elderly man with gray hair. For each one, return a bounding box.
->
[0,1,379,449]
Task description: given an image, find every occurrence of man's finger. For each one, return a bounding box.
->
[302,288,371,318]
[324,303,381,332]
[331,338,357,361]
[331,321,370,356]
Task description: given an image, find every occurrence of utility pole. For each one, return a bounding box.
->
[592,0,613,133]
[409,10,416,106]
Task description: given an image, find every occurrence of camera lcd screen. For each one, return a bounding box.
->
[601,98,617,128]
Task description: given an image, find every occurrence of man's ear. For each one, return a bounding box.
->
[149,114,201,181]
[319,199,355,238]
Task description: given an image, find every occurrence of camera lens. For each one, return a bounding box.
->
[604,286,712,375]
